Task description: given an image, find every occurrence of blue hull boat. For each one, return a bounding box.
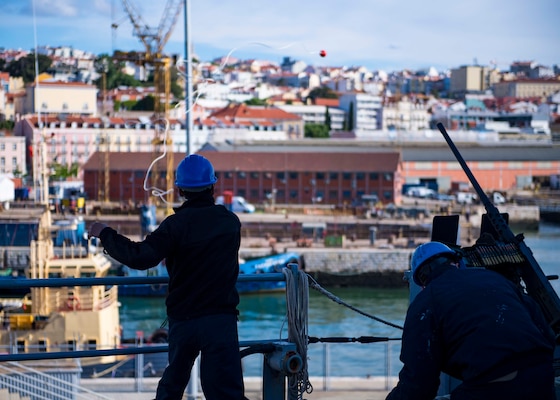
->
[117,252,302,297]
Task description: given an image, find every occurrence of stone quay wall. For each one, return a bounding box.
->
[240,247,412,288]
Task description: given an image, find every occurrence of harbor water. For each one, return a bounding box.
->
[118,222,560,378]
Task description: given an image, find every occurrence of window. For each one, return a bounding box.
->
[250,172,259,179]
[289,171,298,180]
[38,340,48,352]
[356,172,365,181]
[276,172,285,180]
[369,172,379,180]
[316,172,325,180]
[237,171,246,179]
[329,172,338,180]
[342,172,352,180]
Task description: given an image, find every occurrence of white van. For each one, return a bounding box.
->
[455,192,477,205]
[492,192,506,205]
[215,195,256,213]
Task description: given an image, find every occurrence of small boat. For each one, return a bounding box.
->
[116,252,302,297]
[237,252,301,294]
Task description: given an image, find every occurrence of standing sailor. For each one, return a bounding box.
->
[89,154,246,400]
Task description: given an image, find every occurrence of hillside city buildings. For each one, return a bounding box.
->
[0,45,559,207]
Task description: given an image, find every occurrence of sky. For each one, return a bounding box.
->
[0,0,559,72]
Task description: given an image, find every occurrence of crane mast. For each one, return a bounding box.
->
[121,0,183,214]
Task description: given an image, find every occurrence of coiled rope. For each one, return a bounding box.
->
[283,266,313,399]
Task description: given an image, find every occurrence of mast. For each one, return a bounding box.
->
[184,0,193,155]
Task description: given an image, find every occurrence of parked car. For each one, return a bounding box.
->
[215,195,256,213]
[406,187,437,199]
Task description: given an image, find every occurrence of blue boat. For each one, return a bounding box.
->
[116,252,302,297]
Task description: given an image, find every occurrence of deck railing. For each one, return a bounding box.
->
[0,269,398,400]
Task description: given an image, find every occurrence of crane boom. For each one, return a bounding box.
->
[157,0,184,54]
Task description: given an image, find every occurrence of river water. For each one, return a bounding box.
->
[118,222,560,378]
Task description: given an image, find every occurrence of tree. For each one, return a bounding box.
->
[325,107,332,131]
[245,98,267,106]
[345,101,355,131]
[5,53,52,83]
[307,86,338,103]
[305,123,329,138]
[50,162,79,180]
[133,95,156,111]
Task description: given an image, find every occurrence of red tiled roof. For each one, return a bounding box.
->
[314,98,339,107]
[210,103,301,121]
[30,81,95,88]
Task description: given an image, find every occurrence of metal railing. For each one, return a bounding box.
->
[0,271,398,399]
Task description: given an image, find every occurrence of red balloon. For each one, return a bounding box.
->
[319,50,327,57]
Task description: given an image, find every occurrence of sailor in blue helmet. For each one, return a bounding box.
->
[89,154,246,400]
[386,241,556,400]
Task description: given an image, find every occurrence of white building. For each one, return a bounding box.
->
[0,134,27,175]
[24,81,98,115]
[338,93,382,132]
[380,97,431,131]
[277,104,345,130]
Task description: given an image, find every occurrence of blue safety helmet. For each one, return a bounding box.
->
[411,242,458,286]
[175,154,217,191]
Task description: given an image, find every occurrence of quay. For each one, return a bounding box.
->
[80,202,540,287]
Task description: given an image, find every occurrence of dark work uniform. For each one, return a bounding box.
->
[386,267,555,400]
[99,194,244,400]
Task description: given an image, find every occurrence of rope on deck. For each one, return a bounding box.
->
[284,267,312,399]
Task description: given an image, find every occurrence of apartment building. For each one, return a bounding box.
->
[0,133,26,175]
[277,104,345,131]
[449,65,491,98]
[492,79,560,99]
[24,81,98,115]
[338,93,382,132]
[380,96,431,131]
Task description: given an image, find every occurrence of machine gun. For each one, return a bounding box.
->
[436,122,560,340]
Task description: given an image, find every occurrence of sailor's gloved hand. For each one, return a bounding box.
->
[88,222,109,238]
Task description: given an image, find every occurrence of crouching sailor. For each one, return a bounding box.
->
[386,241,556,400]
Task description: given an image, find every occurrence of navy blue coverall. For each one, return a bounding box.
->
[386,267,556,400]
[98,194,245,400]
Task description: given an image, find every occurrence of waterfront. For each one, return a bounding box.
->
[118,222,560,379]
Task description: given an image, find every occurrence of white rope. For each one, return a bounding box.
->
[283,266,312,399]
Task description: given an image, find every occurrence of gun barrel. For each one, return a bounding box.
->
[436,122,560,333]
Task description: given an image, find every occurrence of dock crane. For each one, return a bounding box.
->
[121,0,183,214]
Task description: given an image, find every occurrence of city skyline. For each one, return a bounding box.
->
[0,0,559,72]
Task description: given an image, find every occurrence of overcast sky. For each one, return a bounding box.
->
[1,0,558,72]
